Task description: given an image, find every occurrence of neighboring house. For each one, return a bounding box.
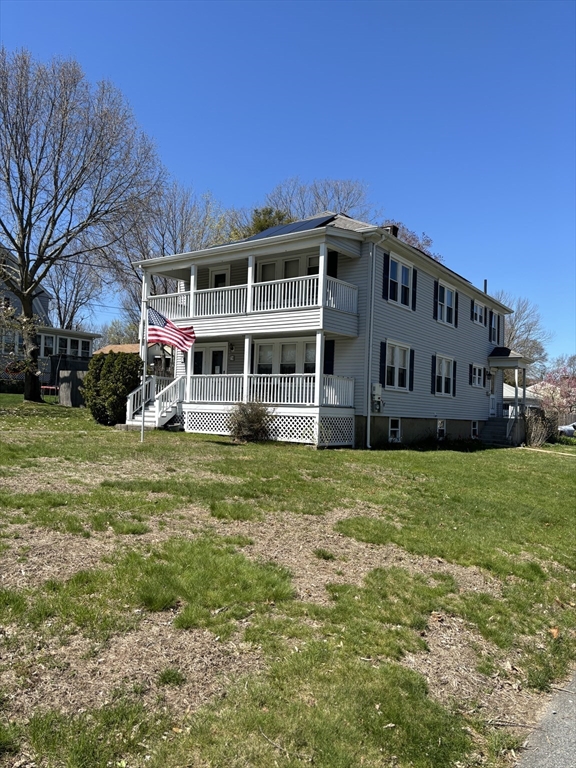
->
[95,343,173,376]
[503,382,541,417]
[0,281,99,386]
[127,212,529,447]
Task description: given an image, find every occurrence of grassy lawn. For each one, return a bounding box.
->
[0,396,575,767]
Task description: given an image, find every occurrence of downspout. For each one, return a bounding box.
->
[366,241,377,449]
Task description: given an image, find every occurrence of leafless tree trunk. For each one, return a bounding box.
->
[0,48,162,400]
[494,291,552,381]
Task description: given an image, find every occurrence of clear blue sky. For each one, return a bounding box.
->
[1,0,574,360]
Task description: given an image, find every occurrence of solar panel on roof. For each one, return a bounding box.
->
[245,213,337,241]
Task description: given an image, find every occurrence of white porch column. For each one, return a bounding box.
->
[314,330,324,406]
[246,255,254,314]
[243,334,252,403]
[514,368,519,417]
[190,264,197,318]
[186,343,193,402]
[318,243,327,312]
[522,368,527,411]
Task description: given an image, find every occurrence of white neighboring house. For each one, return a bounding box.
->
[126,212,529,447]
[0,282,99,387]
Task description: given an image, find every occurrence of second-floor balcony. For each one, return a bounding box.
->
[147,274,358,321]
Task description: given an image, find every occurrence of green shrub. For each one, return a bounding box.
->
[228,400,274,442]
[82,352,142,426]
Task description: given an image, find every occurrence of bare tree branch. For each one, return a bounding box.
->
[0,48,163,399]
[493,291,552,380]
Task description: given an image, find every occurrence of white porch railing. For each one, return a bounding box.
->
[252,275,319,312]
[147,276,358,319]
[155,376,185,422]
[322,375,354,407]
[188,374,244,403]
[248,374,315,404]
[325,277,358,314]
[195,285,247,317]
[185,374,354,407]
[148,292,190,319]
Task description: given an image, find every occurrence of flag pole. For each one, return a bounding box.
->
[141,301,148,443]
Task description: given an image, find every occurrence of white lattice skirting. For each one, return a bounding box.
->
[318,416,355,447]
[185,411,231,435]
[183,409,354,446]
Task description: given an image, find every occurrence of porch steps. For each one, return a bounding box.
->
[480,418,511,447]
[125,403,158,429]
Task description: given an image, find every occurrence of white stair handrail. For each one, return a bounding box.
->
[155,376,185,425]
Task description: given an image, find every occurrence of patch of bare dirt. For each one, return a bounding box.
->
[1,613,263,719]
[205,506,501,605]
[402,612,545,727]
[0,457,242,494]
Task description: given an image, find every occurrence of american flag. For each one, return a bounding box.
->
[147,308,196,352]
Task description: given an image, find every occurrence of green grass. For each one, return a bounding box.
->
[1,395,575,767]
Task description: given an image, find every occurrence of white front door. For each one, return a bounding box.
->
[193,346,227,375]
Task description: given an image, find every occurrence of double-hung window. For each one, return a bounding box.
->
[470,364,484,387]
[473,301,485,325]
[386,343,409,390]
[389,258,412,307]
[435,355,455,396]
[438,284,455,325]
[490,312,498,343]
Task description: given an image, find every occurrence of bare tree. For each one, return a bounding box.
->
[94,319,139,349]
[0,48,162,400]
[113,182,230,324]
[263,176,381,222]
[44,257,103,329]
[494,291,552,380]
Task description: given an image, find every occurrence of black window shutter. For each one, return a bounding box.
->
[250,344,254,374]
[484,308,488,326]
[433,280,439,320]
[469,363,473,386]
[323,339,335,375]
[452,360,457,397]
[454,292,459,328]
[409,349,415,391]
[380,342,387,387]
[488,310,493,339]
[497,314,501,345]
[431,355,436,394]
[382,253,390,300]
[411,269,418,311]
[327,250,338,279]
[483,368,486,387]
[470,299,474,322]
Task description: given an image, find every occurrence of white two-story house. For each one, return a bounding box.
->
[127,213,529,447]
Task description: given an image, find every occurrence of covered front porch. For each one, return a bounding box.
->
[126,331,356,445]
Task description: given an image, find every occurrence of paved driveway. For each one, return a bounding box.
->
[518,670,576,768]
